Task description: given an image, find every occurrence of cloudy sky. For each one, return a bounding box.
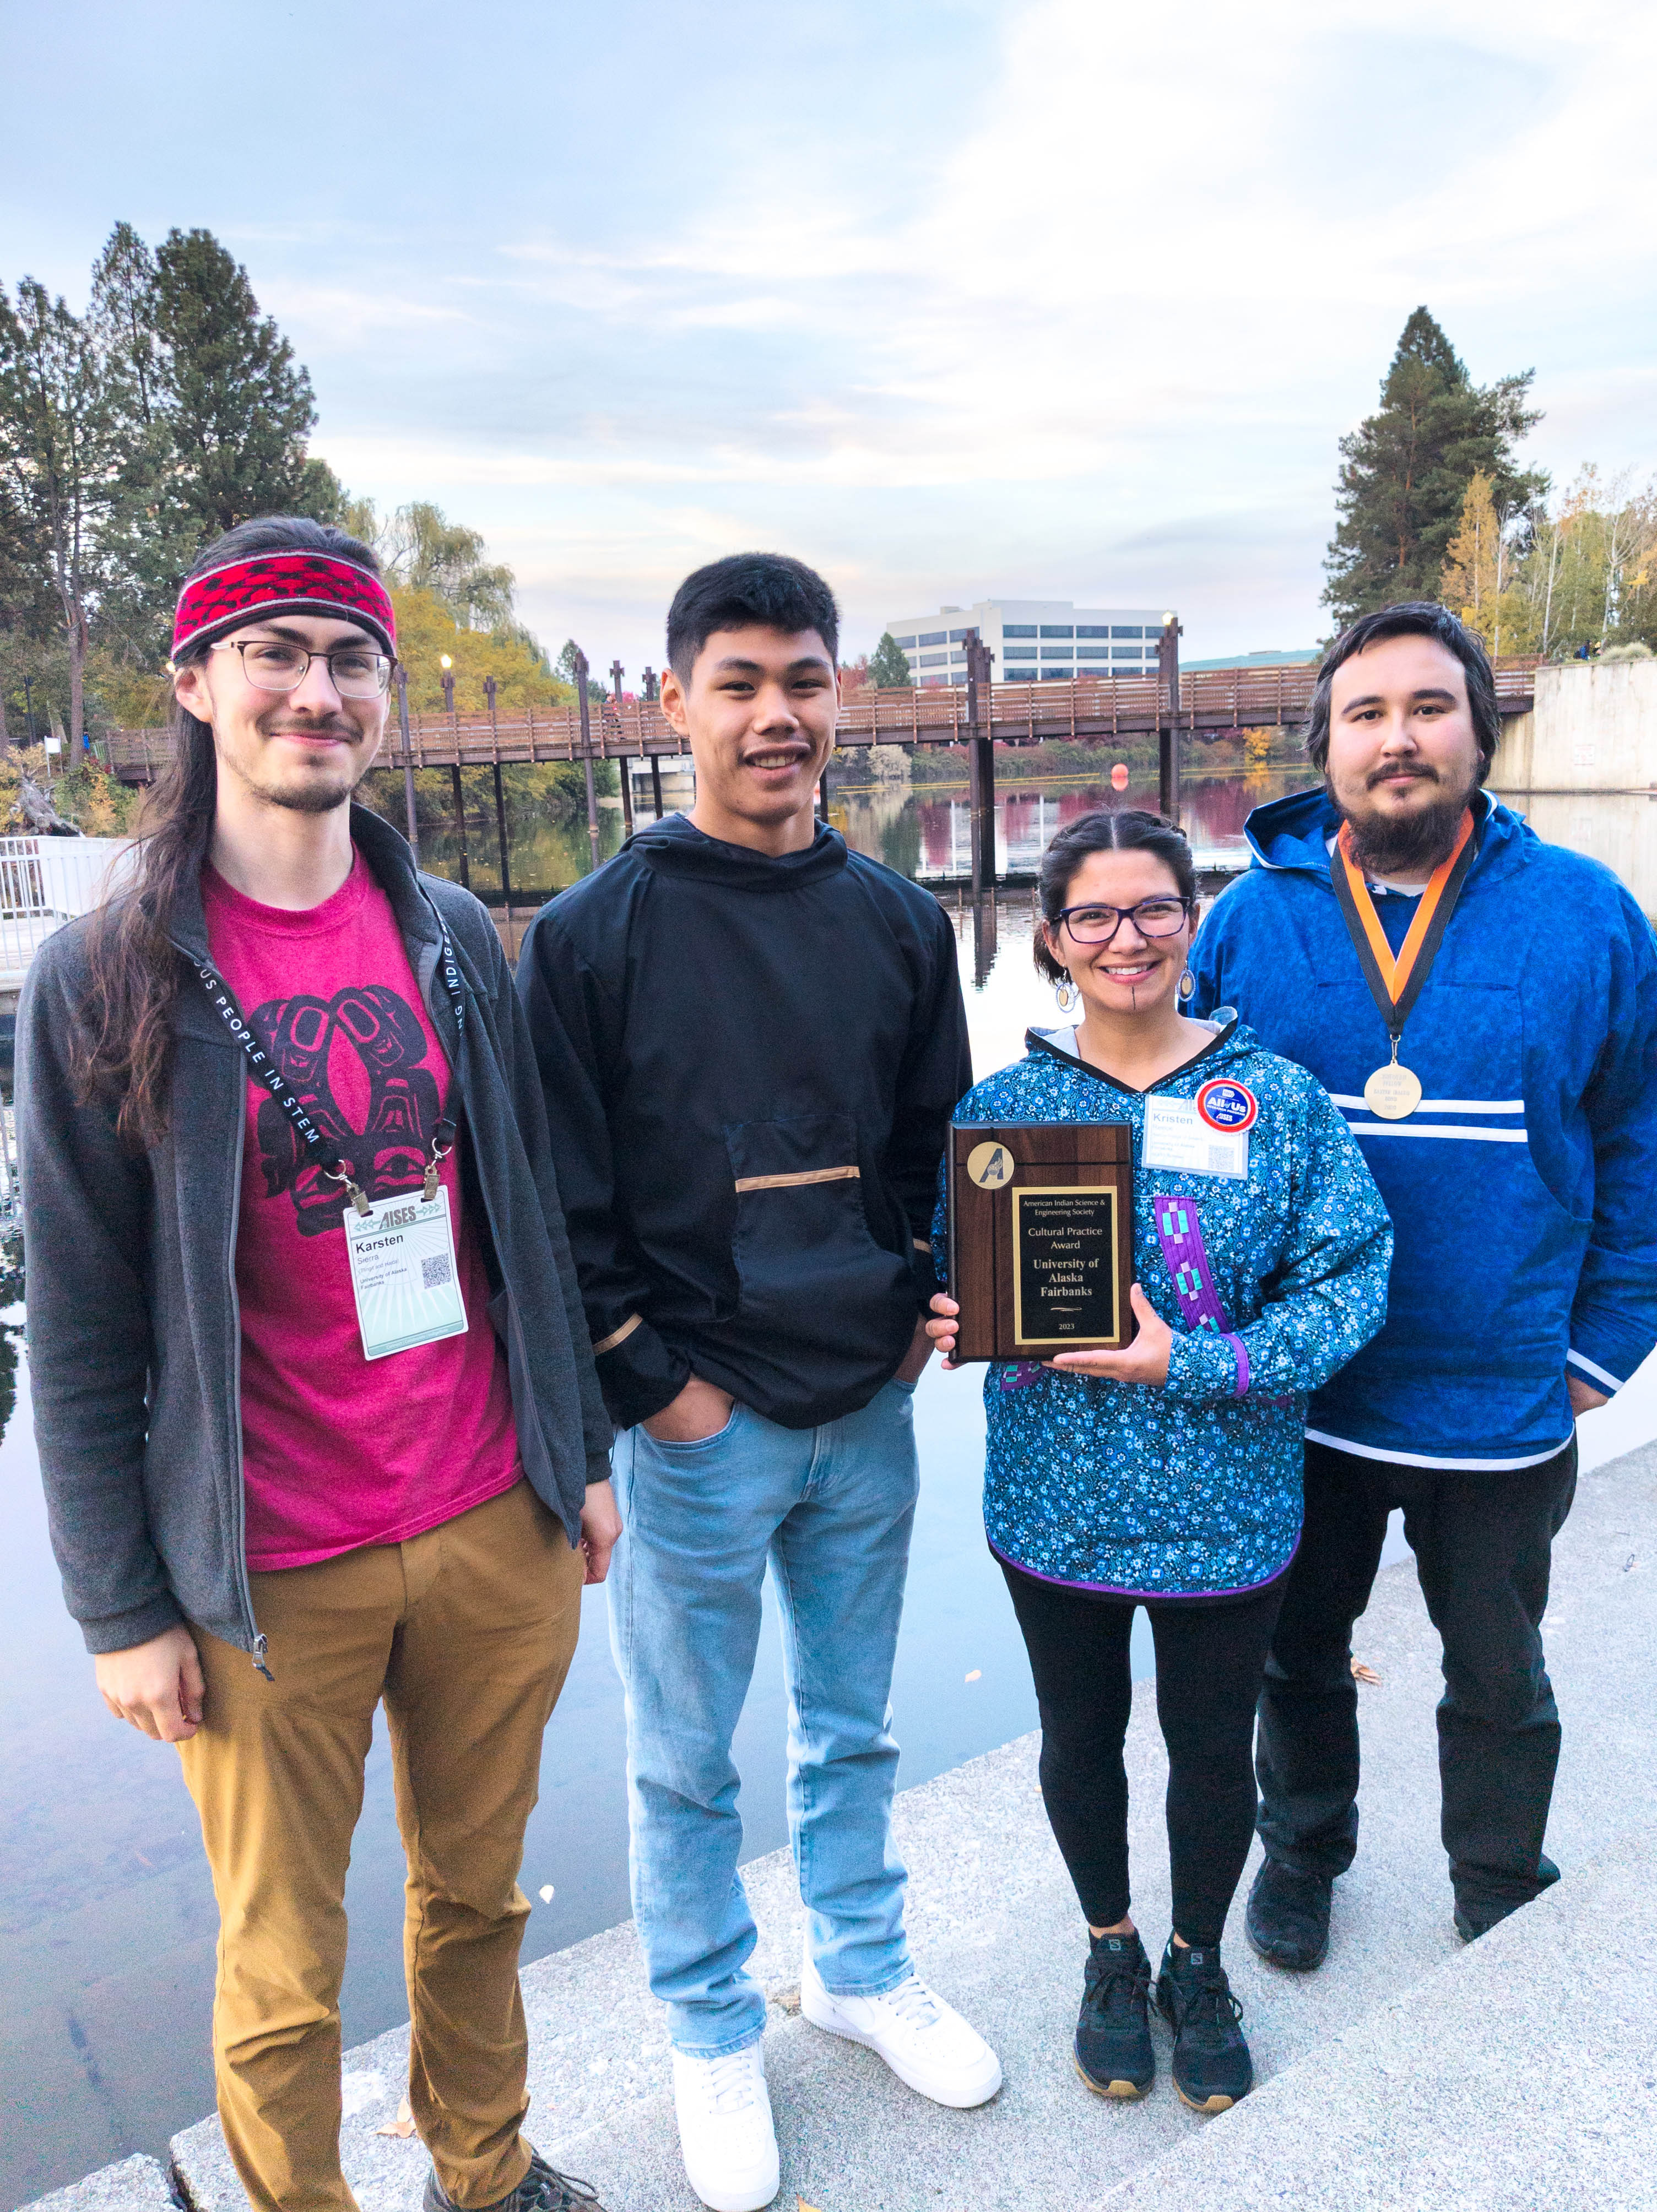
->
[4,0,1652,671]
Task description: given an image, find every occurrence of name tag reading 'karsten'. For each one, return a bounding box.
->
[343,1186,469,1361]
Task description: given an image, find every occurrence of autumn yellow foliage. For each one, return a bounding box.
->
[391,588,576,716]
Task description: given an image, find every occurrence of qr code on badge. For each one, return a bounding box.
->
[421,1254,453,1290]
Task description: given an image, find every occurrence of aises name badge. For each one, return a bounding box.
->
[1141,1092,1250,1179]
[343,1185,469,1362]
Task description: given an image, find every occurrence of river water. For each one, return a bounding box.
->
[3,765,1642,2198]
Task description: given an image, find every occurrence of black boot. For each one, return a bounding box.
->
[1155,1938,1253,2113]
[1245,1857,1331,1971]
[1074,1929,1155,2099]
[425,2152,606,2212]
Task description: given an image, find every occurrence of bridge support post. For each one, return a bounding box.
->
[817,753,831,822]
[611,660,634,838]
[448,765,470,889]
[396,669,420,859]
[965,631,997,892]
[1158,615,1183,826]
[491,763,514,950]
[651,756,665,818]
[574,650,602,871]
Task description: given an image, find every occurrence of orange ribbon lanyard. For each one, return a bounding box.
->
[1333,809,1475,1038]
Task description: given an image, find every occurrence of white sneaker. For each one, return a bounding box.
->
[800,1950,1002,2108]
[670,2041,780,2212]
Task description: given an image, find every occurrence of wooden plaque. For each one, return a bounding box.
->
[947,1122,1135,1363]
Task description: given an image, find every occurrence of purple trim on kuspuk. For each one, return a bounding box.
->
[989,1533,1299,1606]
[1153,1193,1251,1398]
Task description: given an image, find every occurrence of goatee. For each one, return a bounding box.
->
[1333,774,1472,880]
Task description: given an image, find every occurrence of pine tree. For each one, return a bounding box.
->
[151,227,333,540]
[0,279,127,749]
[868,631,912,687]
[1323,307,1546,630]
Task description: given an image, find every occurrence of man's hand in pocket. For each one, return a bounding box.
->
[642,1375,736,1443]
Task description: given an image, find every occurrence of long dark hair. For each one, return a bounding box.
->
[1033,808,1195,983]
[74,516,382,1148]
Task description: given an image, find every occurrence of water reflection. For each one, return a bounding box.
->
[832,767,1302,882]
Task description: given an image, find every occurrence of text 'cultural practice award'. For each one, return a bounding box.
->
[947,1123,1135,1362]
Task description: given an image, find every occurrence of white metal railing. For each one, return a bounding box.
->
[0,1102,16,1224]
[0,836,136,989]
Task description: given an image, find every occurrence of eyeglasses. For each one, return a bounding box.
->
[210,638,394,698]
[1053,897,1193,944]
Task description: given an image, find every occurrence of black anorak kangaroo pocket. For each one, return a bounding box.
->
[724,1113,916,1370]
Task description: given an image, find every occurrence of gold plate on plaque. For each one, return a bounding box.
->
[1363,1061,1423,1120]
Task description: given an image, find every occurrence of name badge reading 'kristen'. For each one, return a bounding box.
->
[343,1186,469,1362]
[1141,1079,1256,1180]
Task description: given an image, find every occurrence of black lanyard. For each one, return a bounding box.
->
[191,898,467,1214]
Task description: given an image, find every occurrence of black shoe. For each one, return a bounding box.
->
[1244,1857,1331,1972]
[1454,1853,1561,1944]
[1155,1938,1253,2114]
[425,2151,606,2212]
[1073,1929,1156,2099]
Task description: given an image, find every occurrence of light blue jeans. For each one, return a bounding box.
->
[608,1379,920,2054]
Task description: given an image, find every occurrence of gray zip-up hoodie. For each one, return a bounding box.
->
[19,804,611,1661]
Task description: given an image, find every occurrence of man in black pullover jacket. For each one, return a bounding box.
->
[518,555,998,2212]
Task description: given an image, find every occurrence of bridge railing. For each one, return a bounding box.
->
[102,659,1542,779]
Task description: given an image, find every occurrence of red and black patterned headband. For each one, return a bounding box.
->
[172,552,397,661]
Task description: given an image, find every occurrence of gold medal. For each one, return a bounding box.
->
[1363,1060,1423,1119]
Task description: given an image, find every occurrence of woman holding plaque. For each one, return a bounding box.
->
[927,809,1390,2116]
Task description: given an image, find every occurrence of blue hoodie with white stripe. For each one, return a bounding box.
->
[1189,784,1657,1471]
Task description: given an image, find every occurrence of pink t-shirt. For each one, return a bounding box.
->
[204,853,521,1570]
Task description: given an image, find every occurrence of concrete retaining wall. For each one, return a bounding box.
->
[1492,661,1657,793]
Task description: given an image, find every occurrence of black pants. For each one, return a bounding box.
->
[1255,1437,1577,1922]
[1001,1559,1285,1948]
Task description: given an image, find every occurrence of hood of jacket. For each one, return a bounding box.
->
[1241,780,1531,888]
[626,810,850,893]
[1021,1011,1253,1090]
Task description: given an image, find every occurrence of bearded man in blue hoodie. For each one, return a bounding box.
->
[1190,601,1657,1966]
[517,555,999,2212]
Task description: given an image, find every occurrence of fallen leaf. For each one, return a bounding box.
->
[799,2200,822,2211]
[1351,1660,1383,1686]
[965,1668,982,1683]
[375,2097,418,2140]
[771,1983,802,2014]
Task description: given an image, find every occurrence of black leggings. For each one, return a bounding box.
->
[1001,1558,1285,1948]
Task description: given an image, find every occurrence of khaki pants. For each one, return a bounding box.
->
[177,1479,584,2212]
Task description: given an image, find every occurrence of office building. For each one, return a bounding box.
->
[880,599,1174,686]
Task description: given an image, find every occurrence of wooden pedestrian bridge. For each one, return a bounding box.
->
[102,657,1542,784]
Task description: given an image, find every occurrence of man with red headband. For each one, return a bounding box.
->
[19,517,618,2212]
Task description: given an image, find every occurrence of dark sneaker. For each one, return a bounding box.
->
[1073,1930,1155,2099]
[1155,1939,1253,2114]
[425,2151,606,2212]
[1454,1853,1561,1944]
[1244,1857,1331,1972]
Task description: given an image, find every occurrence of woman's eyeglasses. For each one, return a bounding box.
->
[1053,897,1193,945]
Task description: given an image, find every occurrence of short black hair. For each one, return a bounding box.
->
[1304,601,1499,783]
[1034,809,1196,983]
[665,553,840,681]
